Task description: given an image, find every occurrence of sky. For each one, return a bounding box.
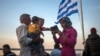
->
[0,0,100,50]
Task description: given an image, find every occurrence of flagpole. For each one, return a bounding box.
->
[79,0,85,44]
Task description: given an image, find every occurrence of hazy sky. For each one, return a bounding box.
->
[0,0,100,49]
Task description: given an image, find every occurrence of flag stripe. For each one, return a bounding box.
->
[59,0,66,7]
[57,1,77,19]
[65,5,78,16]
[58,6,78,20]
[58,0,71,13]
[58,1,76,15]
[56,0,78,24]
[66,9,78,16]
[58,0,77,15]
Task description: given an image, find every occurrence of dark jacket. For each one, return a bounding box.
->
[3,51,16,56]
[82,34,100,56]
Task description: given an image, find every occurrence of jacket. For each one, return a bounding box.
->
[83,34,100,56]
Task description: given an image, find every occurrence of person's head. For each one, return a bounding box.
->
[59,17,72,29]
[20,13,31,26]
[32,16,40,24]
[90,27,97,34]
[3,44,11,54]
[38,18,44,27]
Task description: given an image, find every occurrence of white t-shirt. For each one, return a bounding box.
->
[16,24,32,56]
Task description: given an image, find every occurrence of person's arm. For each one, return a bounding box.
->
[16,25,32,46]
[51,30,60,44]
[41,27,51,31]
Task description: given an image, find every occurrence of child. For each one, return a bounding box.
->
[28,16,51,55]
[27,16,42,54]
[36,17,51,56]
[28,16,41,38]
[38,17,50,32]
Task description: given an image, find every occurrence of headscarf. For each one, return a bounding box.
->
[90,27,97,34]
[61,17,72,27]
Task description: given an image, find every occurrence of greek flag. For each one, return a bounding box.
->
[56,0,78,23]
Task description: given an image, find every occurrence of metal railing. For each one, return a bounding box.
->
[0,48,83,56]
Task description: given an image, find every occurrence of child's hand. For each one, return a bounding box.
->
[51,30,56,36]
[57,30,62,37]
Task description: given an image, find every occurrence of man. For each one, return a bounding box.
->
[82,28,100,56]
[16,14,39,56]
[3,44,16,56]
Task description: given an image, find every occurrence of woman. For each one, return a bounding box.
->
[51,17,77,56]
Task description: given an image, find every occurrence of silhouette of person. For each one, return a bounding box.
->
[82,27,100,56]
[3,44,16,56]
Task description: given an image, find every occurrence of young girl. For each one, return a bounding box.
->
[38,17,50,32]
[27,16,42,55]
[27,16,50,55]
[28,16,40,38]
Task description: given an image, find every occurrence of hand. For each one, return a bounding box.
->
[54,29,62,37]
[39,38,44,43]
[51,30,56,36]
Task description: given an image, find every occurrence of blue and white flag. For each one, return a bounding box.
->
[56,0,78,24]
